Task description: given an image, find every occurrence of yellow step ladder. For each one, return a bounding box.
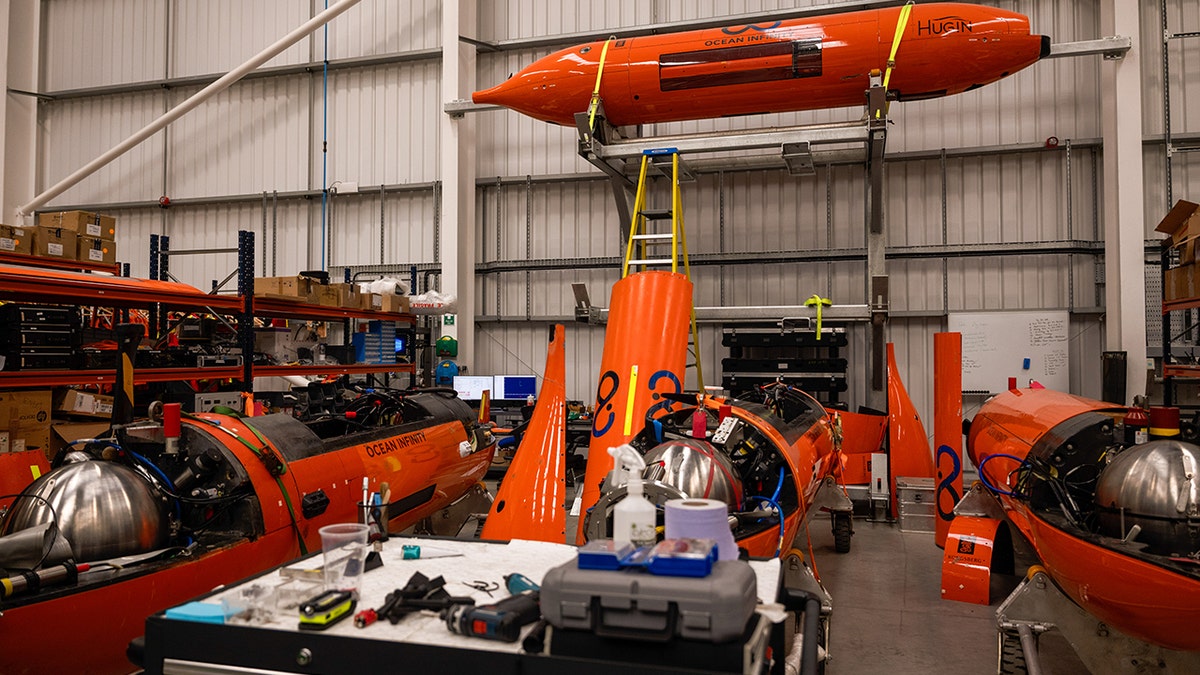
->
[622,148,704,391]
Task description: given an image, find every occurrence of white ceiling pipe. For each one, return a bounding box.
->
[16,0,363,221]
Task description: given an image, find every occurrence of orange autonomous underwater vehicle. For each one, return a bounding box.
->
[473,2,1049,127]
[577,381,904,560]
[0,381,495,675]
[945,388,1200,671]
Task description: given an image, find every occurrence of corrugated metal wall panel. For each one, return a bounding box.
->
[41,0,166,90]
[40,94,166,206]
[475,322,612,403]
[478,180,621,265]
[167,79,311,197]
[170,0,310,78]
[473,50,598,177]
[327,0,441,58]
[109,201,314,288]
[109,208,164,278]
[1141,0,1200,138]
[326,190,439,269]
[328,62,442,186]
[476,1,648,42]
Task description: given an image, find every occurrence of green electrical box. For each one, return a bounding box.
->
[436,335,459,357]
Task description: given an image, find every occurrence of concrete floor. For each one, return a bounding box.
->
[799,518,1091,675]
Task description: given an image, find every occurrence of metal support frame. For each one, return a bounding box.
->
[809,476,855,516]
[576,82,889,410]
[237,230,255,393]
[576,303,871,326]
[864,74,888,410]
[1045,36,1131,60]
[996,571,1200,675]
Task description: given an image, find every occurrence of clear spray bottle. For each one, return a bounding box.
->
[609,444,657,548]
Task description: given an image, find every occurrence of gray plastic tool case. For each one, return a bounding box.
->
[540,559,758,643]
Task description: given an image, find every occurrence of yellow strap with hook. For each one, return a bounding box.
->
[877,1,915,118]
[586,36,617,135]
[805,294,832,340]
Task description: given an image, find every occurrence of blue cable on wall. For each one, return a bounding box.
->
[320,0,329,270]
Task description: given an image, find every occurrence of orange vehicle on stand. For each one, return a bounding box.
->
[0,364,495,675]
[943,388,1200,672]
[474,2,1048,127]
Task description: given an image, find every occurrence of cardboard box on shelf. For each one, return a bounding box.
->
[1156,200,1200,246]
[77,236,117,265]
[0,225,32,255]
[330,283,359,308]
[0,390,53,454]
[253,277,282,296]
[38,210,117,241]
[253,276,313,299]
[34,227,77,259]
[54,389,114,419]
[308,284,340,307]
[360,293,383,311]
[1183,239,1198,266]
[381,294,411,314]
[1166,264,1197,301]
[48,422,110,461]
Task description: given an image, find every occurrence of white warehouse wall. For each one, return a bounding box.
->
[20,1,1200,439]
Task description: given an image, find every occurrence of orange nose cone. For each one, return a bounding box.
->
[473,46,603,126]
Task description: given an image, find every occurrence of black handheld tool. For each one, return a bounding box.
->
[441,590,540,642]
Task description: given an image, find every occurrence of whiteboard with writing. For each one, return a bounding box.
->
[948,311,1070,394]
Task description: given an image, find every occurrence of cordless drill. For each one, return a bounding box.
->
[441,589,540,642]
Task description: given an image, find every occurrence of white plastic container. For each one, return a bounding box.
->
[614,476,657,547]
[609,444,657,547]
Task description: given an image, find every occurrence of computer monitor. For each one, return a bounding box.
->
[452,375,494,401]
[394,335,407,353]
[494,375,538,401]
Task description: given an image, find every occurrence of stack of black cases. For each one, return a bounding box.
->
[0,304,81,371]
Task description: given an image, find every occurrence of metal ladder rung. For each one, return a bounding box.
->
[632,233,674,241]
[629,258,674,266]
[639,209,674,220]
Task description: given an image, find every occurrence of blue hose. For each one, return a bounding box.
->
[129,449,191,545]
[746,495,785,556]
[977,452,1026,498]
[770,465,785,504]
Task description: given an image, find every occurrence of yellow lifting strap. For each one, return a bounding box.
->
[877,1,915,119]
[586,36,617,135]
[804,294,832,340]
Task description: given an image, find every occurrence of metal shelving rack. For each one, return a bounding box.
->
[1158,1,1199,406]
[0,231,416,392]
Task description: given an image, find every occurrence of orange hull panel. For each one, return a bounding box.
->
[1024,514,1200,651]
[482,325,568,543]
[941,515,1001,605]
[474,3,1047,126]
[0,532,298,675]
[577,271,692,543]
[0,406,494,674]
[968,389,1200,651]
[887,343,934,517]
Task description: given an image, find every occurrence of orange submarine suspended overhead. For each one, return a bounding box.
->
[473,2,1050,127]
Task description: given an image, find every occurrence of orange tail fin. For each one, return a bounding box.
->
[887,343,935,518]
[481,325,568,543]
